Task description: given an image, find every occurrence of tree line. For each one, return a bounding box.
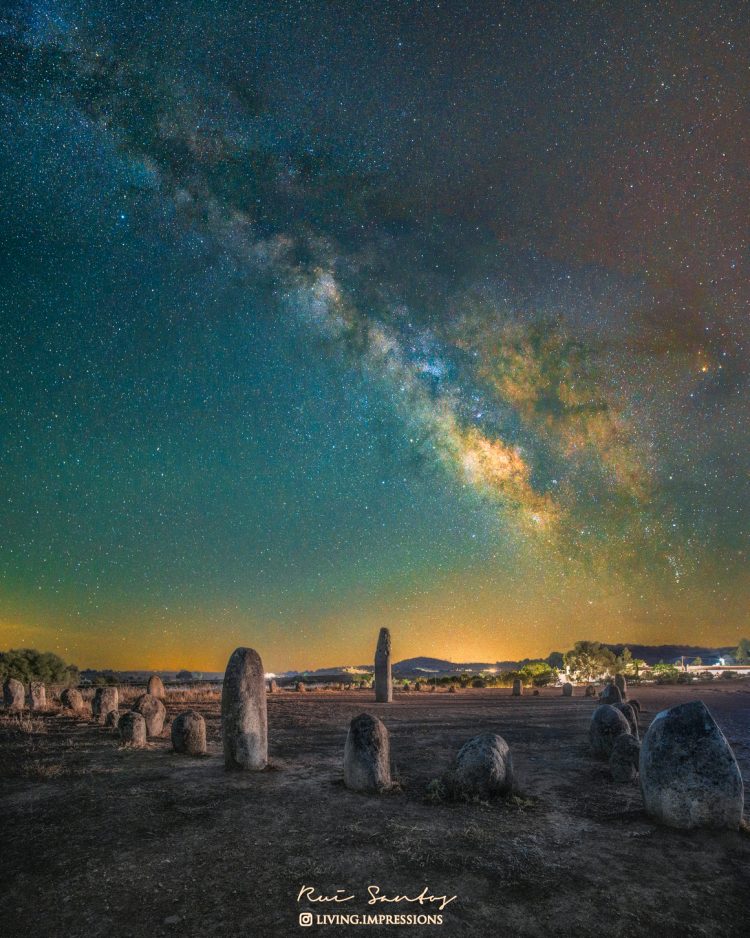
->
[0,648,79,686]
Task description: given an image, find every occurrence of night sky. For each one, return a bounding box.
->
[1,1,747,671]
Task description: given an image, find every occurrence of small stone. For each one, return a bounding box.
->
[562,683,573,697]
[584,685,597,698]
[428,684,436,693]
[163,916,180,926]
[448,685,457,693]
[29,682,47,711]
[639,700,744,830]
[610,734,641,782]
[512,679,523,697]
[600,683,622,705]
[60,687,84,712]
[119,711,147,748]
[343,713,391,793]
[147,674,166,699]
[446,732,514,799]
[105,709,120,729]
[3,678,25,710]
[222,647,268,771]
[132,693,167,736]
[402,682,411,693]
[589,704,631,758]
[374,627,393,703]
[532,689,540,696]
[92,686,119,724]
[171,710,206,755]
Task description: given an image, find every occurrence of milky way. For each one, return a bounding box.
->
[1,2,747,669]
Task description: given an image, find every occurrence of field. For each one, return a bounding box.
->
[1,682,749,937]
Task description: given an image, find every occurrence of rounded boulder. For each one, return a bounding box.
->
[119,711,147,748]
[3,677,25,710]
[343,713,391,793]
[616,702,639,738]
[132,693,167,737]
[171,710,207,756]
[600,683,623,706]
[147,674,166,699]
[589,704,631,758]
[610,733,641,782]
[447,733,514,799]
[60,687,84,712]
[92,686,119,723]
[105,709,120,729]
[639,700,743,830]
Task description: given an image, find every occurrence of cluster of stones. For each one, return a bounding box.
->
[586,675,744,830]
[2,677,49,712]
[6,633,744,836]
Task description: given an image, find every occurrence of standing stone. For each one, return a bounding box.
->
[29,682,47,711]
[343,713,391,793]
[448,684,457,693]
[119,711,147,748]
[60,687,84,712]
[447,733,514,799]
[512,678,523,697]
[562,683,573,697]
[105,709,120,729]
[589,704,631,758]
[639,700,744,830]
[296,681,306,693]
[429,684,436,693]
[3,678,24,710]
[585,684,597,698]
[600,683,622,705]
[132,693,166,736]
[616,702,639,738]
[610,734,641,782]
[222,647,268,771]
[374,627,393,703]
[628,698,641,715]
[614,673,628,699]
[171,710,206,755]
[92,686,119,723]
[268,679,278,694]
[147,674,166,699]
[402,682,411,693]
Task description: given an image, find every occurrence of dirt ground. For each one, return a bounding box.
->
[1,681,748,938]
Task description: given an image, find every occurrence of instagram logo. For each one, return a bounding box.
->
[299,912,313,927]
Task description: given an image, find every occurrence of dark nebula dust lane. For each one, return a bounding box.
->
[0,1,747,669]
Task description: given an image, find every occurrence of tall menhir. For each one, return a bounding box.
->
[222,647,268,770]
[374,627,393,703]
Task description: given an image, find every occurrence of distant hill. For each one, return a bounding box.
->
[602,644,736,665]
[78,642,741,683]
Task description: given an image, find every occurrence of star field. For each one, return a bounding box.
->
[0,1,747,670]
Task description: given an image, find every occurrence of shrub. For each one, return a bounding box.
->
[652,663,680,684]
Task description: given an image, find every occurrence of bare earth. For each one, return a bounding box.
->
[1,682,749,938]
